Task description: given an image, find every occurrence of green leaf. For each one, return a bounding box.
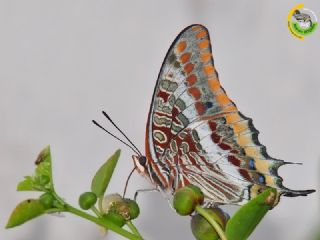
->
[91,149,120,198]
[225,188,278,240]
[17,146,54,192]
[6,199,46,228]
[17,176,34,191]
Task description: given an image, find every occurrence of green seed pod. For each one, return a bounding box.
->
[124,199,140,220]
[104,212,126,227]
[173,187,198,216]
[186,184,204,205]
[78,192,97,210]
[39,193,55,209]
[173,185,205,216]
[191,208,228,240]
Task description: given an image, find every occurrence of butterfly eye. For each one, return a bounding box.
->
[139,156,147,166]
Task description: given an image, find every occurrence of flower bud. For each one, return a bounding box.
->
[38,175,50,186]
[103,194,131,220]
[173,185,204,216]
[79,192,97,210]
[124,199,140,220]
[39,193,55,209]
[101,193,123,213]
[191,207,228,240]
[104,212,126,227]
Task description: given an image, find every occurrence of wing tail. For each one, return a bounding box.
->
[281,188,315,197]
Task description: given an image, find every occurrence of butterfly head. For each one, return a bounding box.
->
[132,155,148,174]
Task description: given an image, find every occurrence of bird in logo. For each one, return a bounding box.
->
[293,10,312,28]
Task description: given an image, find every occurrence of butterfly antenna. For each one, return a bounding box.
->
[92,120,140,156]
[102,111,142,156]
[123,167,136,198]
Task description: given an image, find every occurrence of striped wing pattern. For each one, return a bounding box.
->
[144,25,311,205]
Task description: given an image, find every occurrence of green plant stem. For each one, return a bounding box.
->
[91,206,102,217]
[126,221,143,239]
[98,197,103,212]
[51,191,66,205]
[50,191,142,240]
[195,205,227,240]
[64,204,142,240]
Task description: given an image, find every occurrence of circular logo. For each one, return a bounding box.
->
[288,4,318,40]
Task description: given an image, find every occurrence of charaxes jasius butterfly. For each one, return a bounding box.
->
[95,24,314,206]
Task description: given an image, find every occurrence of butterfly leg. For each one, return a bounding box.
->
[134,188,159,201]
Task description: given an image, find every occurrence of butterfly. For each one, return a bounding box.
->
[130,24,316,206]
[95,24,314,206]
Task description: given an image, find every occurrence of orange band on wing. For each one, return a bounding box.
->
[196,30,207,39]
[198,39,209,49]
[226,113,242,124]
[176,41,187,53]
[237,134,252,146]
[245,147,263,159]
[216,92,231,106]
[201,52,212,62]
[232,121,248,134]
[203,65,215,76]
[254,159,271,174]
[208,78,220,92]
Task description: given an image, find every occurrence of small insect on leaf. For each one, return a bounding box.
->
[225,188,278,240]
[91,149,121,198]
[17,146,54,192]
[6,199,46,228]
